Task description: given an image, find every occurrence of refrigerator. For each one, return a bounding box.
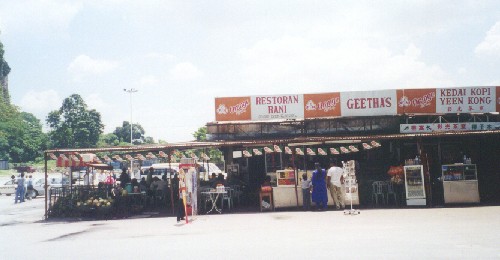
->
[403,165,426,206]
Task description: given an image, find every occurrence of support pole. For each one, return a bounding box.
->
[44,152,48,220]
[169,151,175,215]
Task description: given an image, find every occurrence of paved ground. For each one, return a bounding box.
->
[0,195,499,259]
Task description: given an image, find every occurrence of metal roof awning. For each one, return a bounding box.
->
[44,130,500,154]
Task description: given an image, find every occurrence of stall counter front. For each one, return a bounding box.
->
[271,169,352,209]
[272,169,303,208]
[273,185,339,208]
[442,164,480,204]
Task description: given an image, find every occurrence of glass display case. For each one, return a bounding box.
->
[441,164,480,203]
[442,164,477,181]
[403,165,426,206]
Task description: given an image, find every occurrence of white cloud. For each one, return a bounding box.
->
[475,21,500,57]
[169,62,204,80]
[20,89,60,112]
[19,89,61,125]
[143,52,175,61]
[139,75,160,88]
[0,0,81,35]
[238,37,452,93]
[67,55,118,80]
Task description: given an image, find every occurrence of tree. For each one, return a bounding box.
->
[113,121,145,145]
[144,136,155,144]
[97,133,120,147]
[46,94,104,148]
[0,40,46,162]
[193,126,207,141]
[1,37,11,102]
[192,126,222,162]
[0,95,47,161]
[16,112,48,161]
[0,94,19,160]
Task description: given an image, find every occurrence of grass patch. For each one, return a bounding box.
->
[0,169,16,177]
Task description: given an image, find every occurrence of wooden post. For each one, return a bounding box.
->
[292,150,299,208]
[168,151,175,215]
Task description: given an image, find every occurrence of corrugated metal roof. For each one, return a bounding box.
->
[45,130,500,154]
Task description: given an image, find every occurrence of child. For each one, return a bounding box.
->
[301,173,312,211]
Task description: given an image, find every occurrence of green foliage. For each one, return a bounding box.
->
[0,95,47,162]
[192,126,223,162]
[113,121,146,144]
[0,38,11,78]
[46,94,104,148]
[97,133,120,147]
[158,139,168,144]
[144,136,155,144]
[193,126,207,141]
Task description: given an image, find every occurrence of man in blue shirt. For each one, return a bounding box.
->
[15,172,26,203]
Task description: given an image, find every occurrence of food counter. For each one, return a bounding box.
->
[441,164,480,203]
[272,164,358,208]
[272,169,300,208]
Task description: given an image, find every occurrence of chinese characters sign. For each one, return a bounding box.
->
[436,87,496,113]
[400,122,500,133]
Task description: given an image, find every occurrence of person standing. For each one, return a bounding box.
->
[146,167,154,187]
[311,162,328,210]
[327,161,345,210]
[105,172,115,197]
[176,171,186,223]
[26,175,34,200]
[119,168,131,188]
[97,170,106,185]
[83,171,90,186]
[15,173,26,203]
[301,173,312,211]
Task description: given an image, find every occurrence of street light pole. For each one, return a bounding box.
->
[123,88,138,145]
[124,88,138,179]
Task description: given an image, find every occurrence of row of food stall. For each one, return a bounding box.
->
[260,148,481,209]
[43,129,496,219]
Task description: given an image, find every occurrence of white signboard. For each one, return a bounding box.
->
[400,122,500,133]
[340,90,397,117]
[436,87,496,113]
[251,95,304,121]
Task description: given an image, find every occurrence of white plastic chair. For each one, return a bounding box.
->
[221,187,233,210]
[385,181,398,206]
[371,181,386,206]
[200,187,212,212]
[231,185,241,205]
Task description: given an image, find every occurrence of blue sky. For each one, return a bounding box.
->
[0,0,499,142]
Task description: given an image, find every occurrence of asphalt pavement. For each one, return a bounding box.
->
[0,194,499,259]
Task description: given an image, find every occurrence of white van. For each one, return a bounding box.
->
[140,163,179,180]
[141,162,226,181]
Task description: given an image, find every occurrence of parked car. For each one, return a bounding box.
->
[0,175,70,198]
[0,179,17,196]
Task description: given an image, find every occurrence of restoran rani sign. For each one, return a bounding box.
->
[214,86,500,122]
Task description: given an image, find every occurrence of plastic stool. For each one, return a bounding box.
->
[259,191,274,212]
